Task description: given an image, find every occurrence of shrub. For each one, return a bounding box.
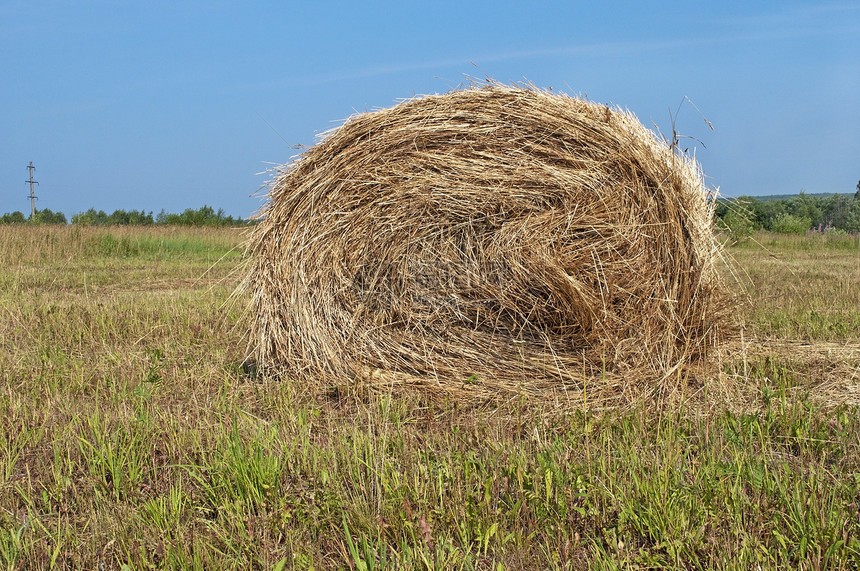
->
[0,211,27,224]
[72,208,109,225]
[770,213,811,234]
[718,210,756,243]
[31,208,68,225]
[156,205,243,227]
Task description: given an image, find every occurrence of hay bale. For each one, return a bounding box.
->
[242,84,728,402]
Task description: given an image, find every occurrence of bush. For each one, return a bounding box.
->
[31,209,67,225]
[718,210,756,243]
[771,213,811,234]
[156,205,243,227]
[0,211,27,224]
[72,208,109,225]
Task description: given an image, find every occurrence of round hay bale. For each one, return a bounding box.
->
[242,84,728,402]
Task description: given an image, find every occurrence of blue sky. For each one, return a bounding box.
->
[2,1,858,219]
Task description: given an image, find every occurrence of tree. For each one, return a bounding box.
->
[31,208,67,224]
[789,192,822,228]
[822,193,852,229]
[0,211,27,224]
[72,208,108,225]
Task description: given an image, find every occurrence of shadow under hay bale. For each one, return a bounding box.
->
[241,84,731,405]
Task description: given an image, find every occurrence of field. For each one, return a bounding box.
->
[1,225,858,570]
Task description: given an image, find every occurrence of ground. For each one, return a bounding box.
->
[0,225,858,569]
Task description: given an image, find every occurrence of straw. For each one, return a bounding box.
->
[240,84,731,404]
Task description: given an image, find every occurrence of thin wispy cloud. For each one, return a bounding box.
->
[288,9,860,90]
[713,1,859,27]
[290,38,701,88]
[707,2,860,42]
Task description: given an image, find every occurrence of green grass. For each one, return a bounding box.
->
[0,227,858,569]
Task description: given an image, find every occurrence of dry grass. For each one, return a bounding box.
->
[1,227,858,569]
[714,233,860,411]
[242,84,731,405]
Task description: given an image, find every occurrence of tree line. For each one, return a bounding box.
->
[715,185,860,238]
[4,189,859,234]
[0,205,247,226]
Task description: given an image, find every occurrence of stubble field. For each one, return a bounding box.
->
[1,225,858,570]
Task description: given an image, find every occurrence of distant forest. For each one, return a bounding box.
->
[716,188,860,238]
[3,190,860,236]
[0,205,247,226]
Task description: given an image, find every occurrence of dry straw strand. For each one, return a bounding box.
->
[241,84,730,405]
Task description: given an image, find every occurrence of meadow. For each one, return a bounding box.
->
[0,225,858,570]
